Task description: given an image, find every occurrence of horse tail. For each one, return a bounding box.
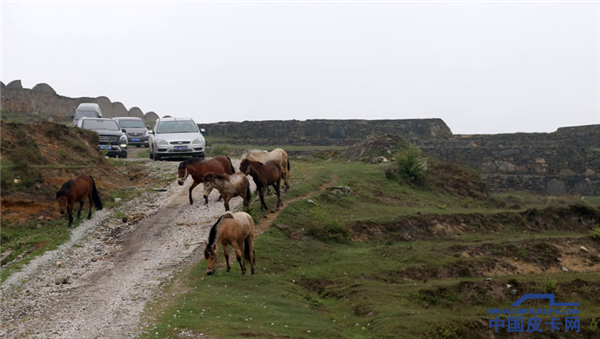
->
[244,237,251,263]
[90,176,103,210]
[226,156,236,173]
[287,158,291,172]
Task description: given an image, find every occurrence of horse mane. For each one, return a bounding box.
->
[179,157,204,169]
[56,180,72,198]
[206,213,234,254]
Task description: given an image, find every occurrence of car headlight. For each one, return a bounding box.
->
[192,137,204,144]
[157,139,169,146]
[120,144,127,148]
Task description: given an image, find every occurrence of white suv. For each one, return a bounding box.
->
[149,117,205,161]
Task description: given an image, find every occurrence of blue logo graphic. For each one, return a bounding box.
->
[511,294,580,307]
[489,294,581,333]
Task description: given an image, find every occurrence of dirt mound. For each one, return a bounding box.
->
[351,204,600,242]
[0,121,129,222]
[344,134,408,162]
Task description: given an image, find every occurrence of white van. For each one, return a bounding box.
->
[72,103,103,126]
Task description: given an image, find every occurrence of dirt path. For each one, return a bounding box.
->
[0,159,251,339]
[255,175,339,235]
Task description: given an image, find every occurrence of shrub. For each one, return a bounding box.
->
[591,227,600,241]
[391,143,427,185]
[207,144,231,157]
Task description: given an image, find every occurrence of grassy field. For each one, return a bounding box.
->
[139,158,600,338]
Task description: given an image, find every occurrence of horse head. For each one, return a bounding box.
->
[177,161,189,186]
[239,159,250,174]
[204,243,218,275]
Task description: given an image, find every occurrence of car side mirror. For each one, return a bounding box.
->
[200,128,206,133]
[146,125,151,129]
[122,128,127,133]
[148,130,154,134]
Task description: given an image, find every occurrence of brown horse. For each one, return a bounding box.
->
[202,172,251,211]
[240,148,290,190]
[56,174,103,228]
[204,212,256,276]
[177,155,235,205]
[239,159,282,211]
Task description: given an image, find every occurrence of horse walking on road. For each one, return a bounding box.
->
[56,174,103,228]
[240,159,282,211]
[177,155,235,205]
[240,148,290,191]
[202,172,251,211]
[204,212,256,276]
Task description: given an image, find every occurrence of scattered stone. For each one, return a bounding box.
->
[460,251,470,258]
[486,278,492,281]
[54,276,70,285]
[326,186,351,196]
[511,289,518,295]
[114,198,122,203]
[580,246,589,253]
[307,199,316,205]
[56,261,63,267]
[506,284,512,289]
[561,266,569,272]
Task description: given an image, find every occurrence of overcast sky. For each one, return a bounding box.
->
[2,1,599,134]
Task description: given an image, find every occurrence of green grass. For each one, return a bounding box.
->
[136,149,151,159]
[0,219,73,283]
[142,158,600,338]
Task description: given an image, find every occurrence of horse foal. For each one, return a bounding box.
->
[202,172,251,211]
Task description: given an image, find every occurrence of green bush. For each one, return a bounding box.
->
[391,143,428,185]
[591,227,600,241]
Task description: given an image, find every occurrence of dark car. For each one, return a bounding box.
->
[113,117,150,148]
[77,118,128,158]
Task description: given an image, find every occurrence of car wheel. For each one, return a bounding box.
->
[155,154,162,161]
[150,151,154,160]
[121,152,128,159]
[137,145,141,148]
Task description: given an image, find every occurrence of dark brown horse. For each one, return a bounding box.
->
[178,156,235,205]
[203,172,251,211]
[239,159,282,211]
[56,174,103,228]
[204,212,256,276]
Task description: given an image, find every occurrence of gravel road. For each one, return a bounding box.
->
[0,158,250,339]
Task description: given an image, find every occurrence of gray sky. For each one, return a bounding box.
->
[2,1,599,134]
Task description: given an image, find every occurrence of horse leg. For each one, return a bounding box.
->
[223,246,231,273]
[247,236,256,275]
[258,186,268,210]
[217,195,223,202]
[231,242,246,276]
[274,180,282,211]
[77,201,84,219]
[189,181,199,205]
[224,196,230,211]
[67,204,73,228]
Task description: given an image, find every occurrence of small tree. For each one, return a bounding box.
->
[393,143,427,185]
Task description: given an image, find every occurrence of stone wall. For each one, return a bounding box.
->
[201,119,452,145]
[0,80,158,122]
[417,125,600,196]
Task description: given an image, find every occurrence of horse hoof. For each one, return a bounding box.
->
[242,273,247,277]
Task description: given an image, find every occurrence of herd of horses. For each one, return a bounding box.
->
[55,148,291,276]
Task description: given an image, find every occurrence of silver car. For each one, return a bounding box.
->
[113,117,150,147]
[149,117,205,160]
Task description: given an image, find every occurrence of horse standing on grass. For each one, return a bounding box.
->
[177,156,235,205]
[56,174,103,228]
[240,148,290,191]
[240,159,283,211]
[202,172,251,211]
[204,212,256,276]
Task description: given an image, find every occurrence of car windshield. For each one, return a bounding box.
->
[117,120,146,128]
[82,120,120,131]
[75,110,99,119]
[157,121,198,134]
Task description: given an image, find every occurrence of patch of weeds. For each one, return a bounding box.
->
[535,277,558,294]
[305,208,350,244]
[386,143,427,185]
[590,227,600,241]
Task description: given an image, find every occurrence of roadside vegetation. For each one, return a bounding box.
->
[141,157,600,338]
